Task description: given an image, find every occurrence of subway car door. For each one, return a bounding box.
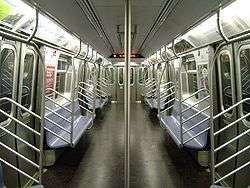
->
[234,39,250,188]
[116,67,124,103]
[116,66,137,103]
[16,44,38,187]
[216,46,237,187]
[0,38,20,187]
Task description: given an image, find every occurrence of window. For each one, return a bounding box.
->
[0,47,15,122]
[55,55,72,99]
[130,68,134,85]
[109,67,114,84]
[239,48,250,121]
[219,52,233,112]
[138,68,143,84]
[182,55,198,99]
[118,68,123,85]
[21,53,35,110]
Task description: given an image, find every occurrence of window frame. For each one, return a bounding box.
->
[54,54,73,102]
[118,67,124,86]
[237,44,250,126]
[217,49,235,117]
[0,43,17,126]
[19,49,37,114]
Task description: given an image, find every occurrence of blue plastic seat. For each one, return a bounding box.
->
[160,100,209,149]
[45,100,93,148]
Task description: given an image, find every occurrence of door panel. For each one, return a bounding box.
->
[0,41,19,188]
[115,66,138,103]
[216,46,237,187]
[234,41,250,188]
[16,44,38,187]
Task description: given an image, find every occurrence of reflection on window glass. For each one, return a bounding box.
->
[220,52,232,112]
[110,67,114,84]
[130,68,134,85]
[0,48,15,122]
[138,68,143,84]
[144,68,148,80]
[55,55,72,99]
[240,48,250,121]
[182,55,198,99]
[118,68,123,85]
[21,53,34,110]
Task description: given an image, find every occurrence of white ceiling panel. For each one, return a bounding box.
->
[26,0,232,58]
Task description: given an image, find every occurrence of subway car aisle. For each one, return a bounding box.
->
[43,103,209,188]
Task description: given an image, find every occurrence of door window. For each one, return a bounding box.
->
[239,48,250,121]
[130,68,134,85]
[219,52,233,113]
[55,55,72,99]
[21,52,35,110]
[118,68,123,85]
[0,47,15,122]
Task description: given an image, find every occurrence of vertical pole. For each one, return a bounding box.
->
[124,0,131,188]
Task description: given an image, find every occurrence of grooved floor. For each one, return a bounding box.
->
[43,103,209,188]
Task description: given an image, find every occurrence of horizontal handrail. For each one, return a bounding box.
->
[45,97,71,113]
[0,158,39,184]
[213,98,250,120]
[0,142,39,169]
[215,145,250,169]
[78,91,94,102]
[215,127,250,153]
[215,161,250,184]
[44,117,71,134]
[160,92,175,102]
[182,106,210,124]
[183,116,210,134]
[78,85,95,96]
[45,88,71,102]
[214,112,250,136]
[182,88,209,102]
[45,106,71,123]
[160,81,175,88]
[182,95,210,114]
[161,103,175,114]
[144,81,156,88]
[77,96,93,108]
[160,85,176,96]
[44,127,70,144]
[183,127,210,144]
[0,97,41,119]
[0,108,40,136]
[78,98,94,114]
[0,125,40,152]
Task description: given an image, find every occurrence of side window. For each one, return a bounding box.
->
[219,52,233,112]
[0,47,15,122]
[109,67,114,84]
[144,68,149,81]
[239,48,250,121]
[21,53,35,110]
[118,68,123,85]
[182,55,198,99]
[55,55,72,99]
[138,67,143,84]
[130,68,134,85]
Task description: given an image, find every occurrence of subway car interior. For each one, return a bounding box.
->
[0,0,250,187]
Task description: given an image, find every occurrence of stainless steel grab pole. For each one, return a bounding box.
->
[124,0,131,187]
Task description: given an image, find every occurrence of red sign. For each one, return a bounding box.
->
[45,65,55,96]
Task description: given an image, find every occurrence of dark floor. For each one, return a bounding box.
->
[43,103,209,188]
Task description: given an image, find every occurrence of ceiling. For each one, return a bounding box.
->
[26,0,232,58]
